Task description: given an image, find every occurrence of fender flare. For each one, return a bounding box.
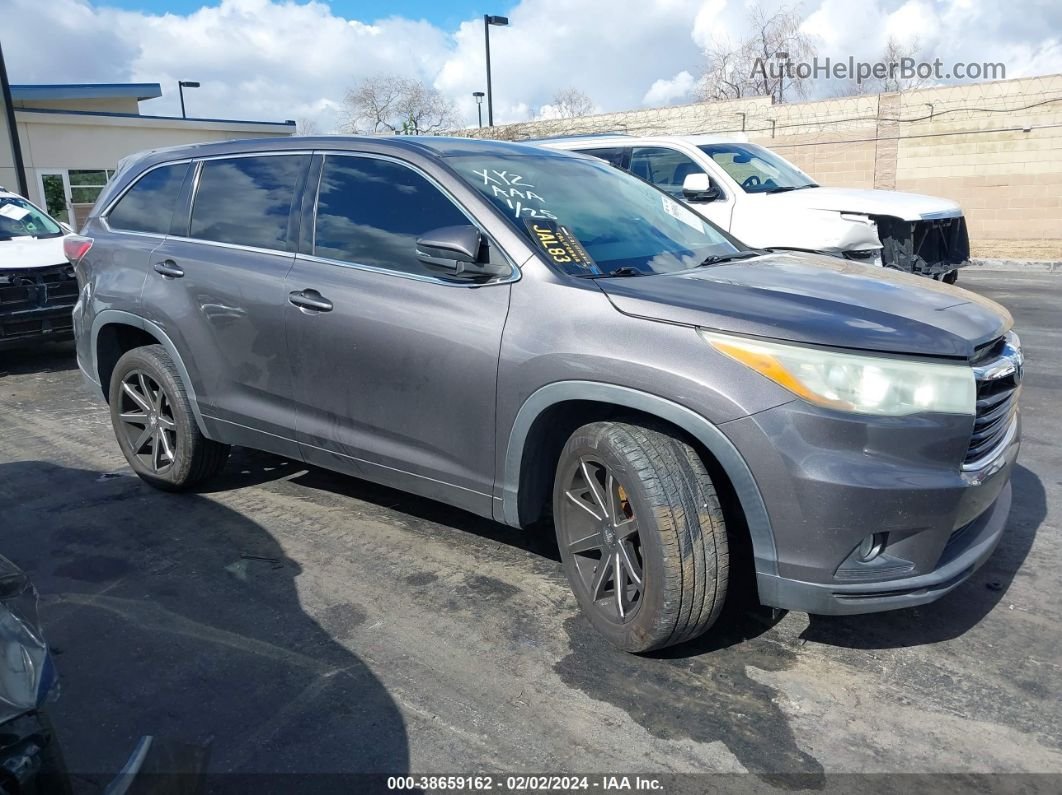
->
[498,381,778,577]
[90,310,210,436]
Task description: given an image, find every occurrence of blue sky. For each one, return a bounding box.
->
[99,0,494,27]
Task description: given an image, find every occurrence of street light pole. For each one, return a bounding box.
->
[178,80,200,119]
[473,92,484,129]
[483,14,509,127]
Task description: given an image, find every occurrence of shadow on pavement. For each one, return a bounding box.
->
[0,341,78,377]
[800,463,1045,650]
[0,460,410,791]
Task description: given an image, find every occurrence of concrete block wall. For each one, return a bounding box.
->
[466,74,1062,260]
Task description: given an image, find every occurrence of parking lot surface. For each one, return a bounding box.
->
[0,270,1059,789]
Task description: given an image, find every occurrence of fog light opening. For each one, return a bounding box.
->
[858,533,887,562]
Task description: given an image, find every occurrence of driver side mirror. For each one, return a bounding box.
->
[682,173,721,203]
[416,225,509,278]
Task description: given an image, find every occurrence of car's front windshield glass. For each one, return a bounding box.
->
[446,152,742,276]
[0,196,63,241]
[699,143,818,194]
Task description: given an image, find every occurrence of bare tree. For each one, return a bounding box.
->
[547,88,595,119]
[696,4,815,103]
[343,75,460,135]
[829,37,929,97]
[296,117,320,135]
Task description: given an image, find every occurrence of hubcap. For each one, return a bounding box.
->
[559,457,644,623]
[117,370,177,474]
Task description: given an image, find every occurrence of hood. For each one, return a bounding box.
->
[760,187,961,222]
[0,235,68,270]
[597,253,1010,359]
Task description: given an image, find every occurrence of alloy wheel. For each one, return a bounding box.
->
[117,370,177,474]
[559,456,645,623]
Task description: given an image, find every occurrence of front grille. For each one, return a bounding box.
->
[0,264,77,341]
[876,215,971,275]
[964,336,1022,468]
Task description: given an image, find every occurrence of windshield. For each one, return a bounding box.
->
[447,152,742,276]
[0,196,63,241]
[698,144,818,194]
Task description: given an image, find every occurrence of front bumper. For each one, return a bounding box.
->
[723,400,1019,616]
[0,265,77,349]
[757,480,1011,614]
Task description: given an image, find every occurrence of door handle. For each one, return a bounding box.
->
[288,289,333,313]
[153,260,184,278]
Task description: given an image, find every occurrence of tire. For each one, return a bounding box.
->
[108,344,230,491]
[553,420,729,652]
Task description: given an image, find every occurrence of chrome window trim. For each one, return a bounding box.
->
[294,251,518,288]
[100,157,194,235]
[306,150,519,287]
[161,234,296,259]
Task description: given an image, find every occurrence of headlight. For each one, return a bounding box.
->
[700,330,976,416]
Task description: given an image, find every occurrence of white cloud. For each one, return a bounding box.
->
[2,0,1061,131]
[643,71,698,104]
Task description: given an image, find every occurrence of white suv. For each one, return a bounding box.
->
[0,188,77,348]
[542,134,969,281]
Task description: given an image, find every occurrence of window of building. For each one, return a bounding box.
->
[68,170,116,206]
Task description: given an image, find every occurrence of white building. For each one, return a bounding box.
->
[1,82,294,228]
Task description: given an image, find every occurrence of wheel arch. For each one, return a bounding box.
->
[498,381,778,577]
[91,310,210,436]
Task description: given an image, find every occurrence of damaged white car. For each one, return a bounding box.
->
[542,134,970,282]
[0,187,77,348]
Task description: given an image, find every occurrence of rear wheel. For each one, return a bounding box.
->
[553,420,729,652]
[108,345,229,491]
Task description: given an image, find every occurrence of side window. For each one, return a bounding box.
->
[629,147,706,197]
[313,156,470,276]
[573,147,629,169]
[190,155,307,250]
[107,162,189,234]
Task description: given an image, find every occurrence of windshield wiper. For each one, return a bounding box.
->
[697,250,764,267]
[594,266,645,278]
[765,183,818,194]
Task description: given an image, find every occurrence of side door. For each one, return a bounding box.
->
[628,146,735,230]
[140,152,310,456]
[285,152,514,516]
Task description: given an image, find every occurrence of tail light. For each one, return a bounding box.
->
[63,235,93,264]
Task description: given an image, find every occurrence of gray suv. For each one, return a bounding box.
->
[69,137,1022,652]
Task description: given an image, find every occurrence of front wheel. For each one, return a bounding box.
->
[553,420,729,652]
[108,345,230,491]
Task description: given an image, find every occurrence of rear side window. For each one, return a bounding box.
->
[313,155,468,275]
[574,147,629,169]
[107,162,189,235]
[190,155,307,250]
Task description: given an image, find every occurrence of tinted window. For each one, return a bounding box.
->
[314,156,468,275]
[190,155,307,250]
[574,147,628,169]
[629,147,706,197]
[108,162,189,234]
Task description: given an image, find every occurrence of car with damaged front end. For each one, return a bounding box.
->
[69,137,1020,653]
[543,134,971,282]
[0,189,77,350]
